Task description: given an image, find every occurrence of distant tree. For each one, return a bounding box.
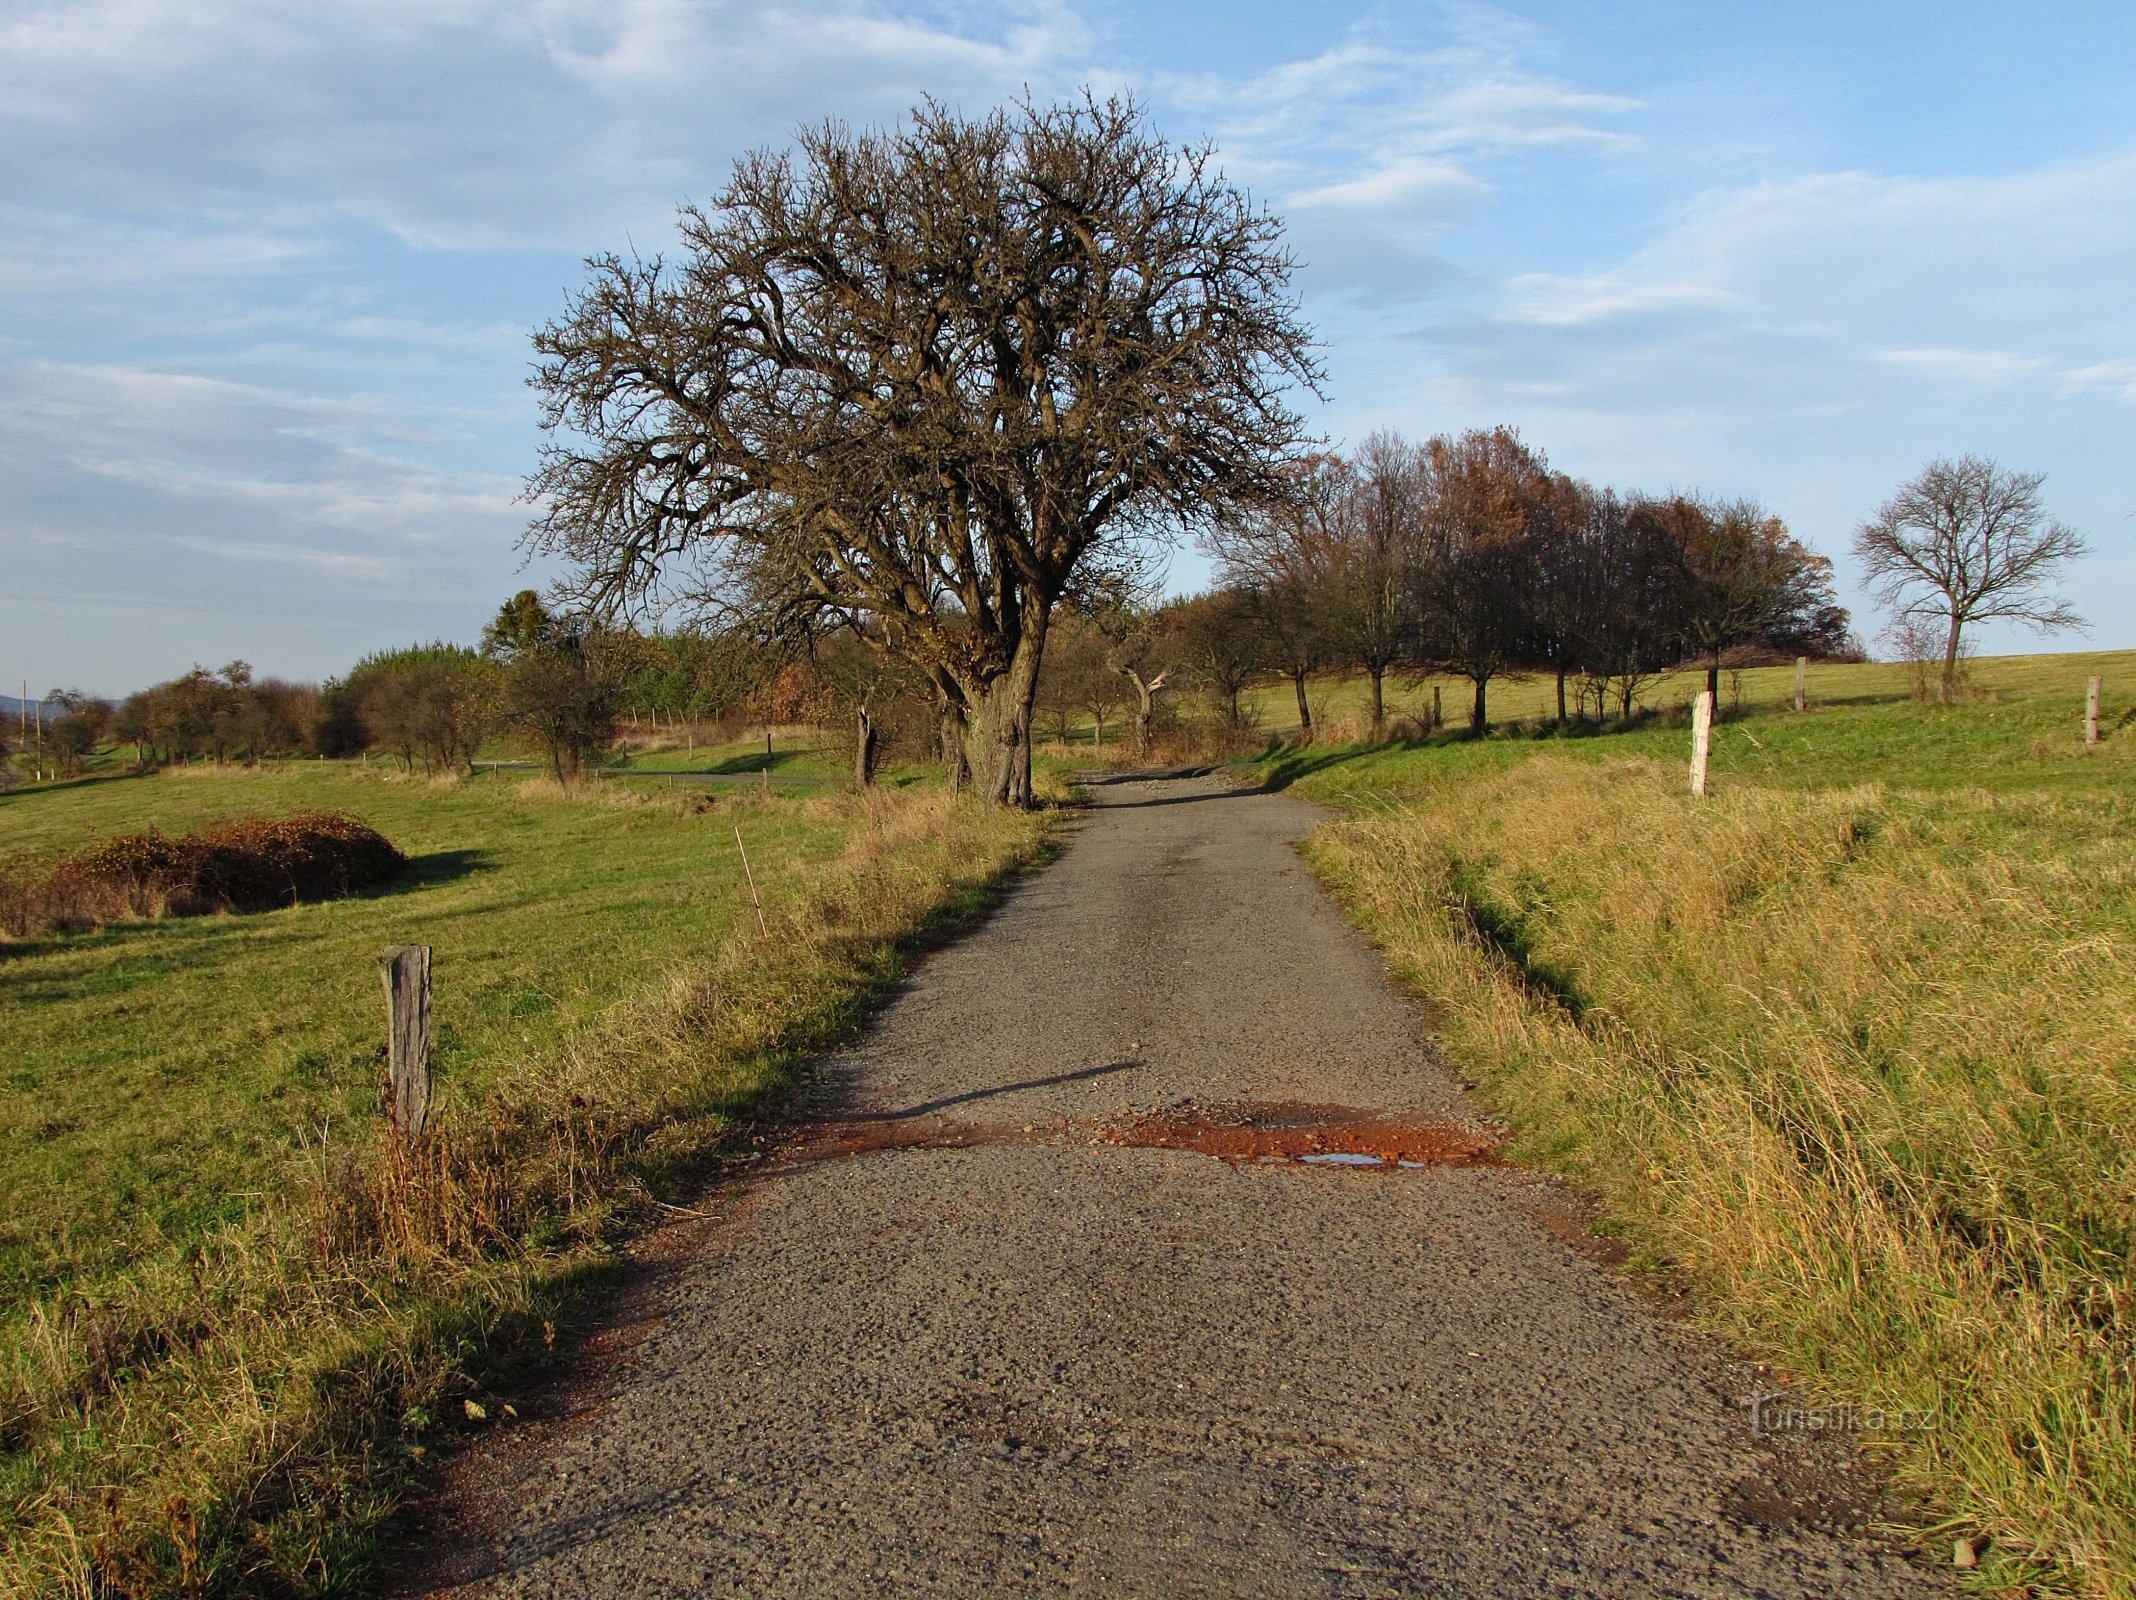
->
[336,645,497,773]
[484,593,618,780]
[1522,477,1608,726]
[1854,456,2088,700]
[1583,490,1685,719]
[1325,434,1423,730]
[1204,457,1345,741]
[527,96,1317,807]
[1035,611,1127,749]
[1648,495,1847,704]
[1095,606,1179,757]
[43,690,113,775]
[1167,588,1267,727]
[1415,428,1548,735]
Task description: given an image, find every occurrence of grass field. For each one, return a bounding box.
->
[0,765,850,1316]
[1264,650,2136,1596]
[0,762,1054,1595]
[1259,649,2136,800]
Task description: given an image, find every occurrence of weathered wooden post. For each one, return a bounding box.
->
[1794,656,1808,713]
[2086,676,2101,747]
[378,945,433,1145]
[1689,690,1714,797]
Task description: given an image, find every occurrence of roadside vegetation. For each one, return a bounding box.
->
[0,763,1054,1595]
[1268,649,2135,1597]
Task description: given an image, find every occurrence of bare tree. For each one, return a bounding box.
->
[1091,606,1178,756]
[1167,588,1266,727]
[1854,456,2088,699]
[1204,456,1344,741]
[1325,434,1422,731]
[527,96,1317,807]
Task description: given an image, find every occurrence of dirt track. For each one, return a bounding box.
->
[395,771,1941,1598]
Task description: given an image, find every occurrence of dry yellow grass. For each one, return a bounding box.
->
[1309,756,2135,1595]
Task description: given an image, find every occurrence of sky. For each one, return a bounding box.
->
[4,0,2133,695]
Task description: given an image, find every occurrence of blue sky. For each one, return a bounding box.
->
[4,0,2132,693]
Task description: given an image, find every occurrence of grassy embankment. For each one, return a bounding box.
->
[0,762,1054,1596]
[1265,649,2136,1596]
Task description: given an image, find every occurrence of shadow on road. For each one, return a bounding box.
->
[861,1059,1142,1120]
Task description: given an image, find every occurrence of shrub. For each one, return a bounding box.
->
[0,811,405,938]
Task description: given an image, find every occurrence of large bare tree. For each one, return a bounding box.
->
[1854,456,2087,700]
[526,96,1317,806]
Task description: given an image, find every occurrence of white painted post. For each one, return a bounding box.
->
[2086,676,2101,747]
[1689,690,1714,797]
[1794,656,1808,713]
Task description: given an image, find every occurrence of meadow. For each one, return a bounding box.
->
[1267,649,2136,1596]
[0,760,1052,1595]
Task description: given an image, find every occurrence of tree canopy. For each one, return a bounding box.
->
[527,94,1319,805]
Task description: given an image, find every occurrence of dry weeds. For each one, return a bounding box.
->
[1311,756,2134,1596]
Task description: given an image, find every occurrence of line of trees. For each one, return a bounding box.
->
[1032,427,1854,744]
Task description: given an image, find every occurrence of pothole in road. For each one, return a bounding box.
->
[792,1100,1497,1171]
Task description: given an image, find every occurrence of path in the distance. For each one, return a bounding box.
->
[401,772,1940,1598]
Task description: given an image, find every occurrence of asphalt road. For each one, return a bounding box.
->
[394,771,1942,1598]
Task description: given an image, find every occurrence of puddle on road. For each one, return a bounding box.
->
[791,1100,1496,1171]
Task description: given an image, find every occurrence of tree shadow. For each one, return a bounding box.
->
[379,848,494,893]
[1257,746,1385,791]
[852,1059,1142,1120]
[704,747,816,775]
[0,768,155,804]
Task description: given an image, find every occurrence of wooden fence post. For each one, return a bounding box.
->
[1689,690,1714,797]
[2086,676,2101,747]
[378,945,433,1145]
[1794,656,1808,713]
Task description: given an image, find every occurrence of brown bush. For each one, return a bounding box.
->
[0,811,405,938]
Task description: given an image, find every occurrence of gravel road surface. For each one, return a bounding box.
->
[395,771,1941,1598]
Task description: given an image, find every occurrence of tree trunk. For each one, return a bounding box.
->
[1122,667,1166,757]
[962,622,1047,808]
[1555,667,1568,726]
[1368,665,1385,731]
[1469,677,1488,736]
[1292,670,1313,744]
[854,706,879,788]
[938,701,969,795]
[1940,614,1964,701]
[1706,655,1721,706]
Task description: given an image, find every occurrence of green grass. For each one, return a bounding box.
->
[0,762,1056,1595]
[1262,650,2136,1596]
[1254,649,2136,803]
[0,765,843,1318]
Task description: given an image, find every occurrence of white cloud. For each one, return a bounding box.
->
[2060,357,2136,401]
[0,0,1091,250]
[164,535,402,580]
[1874,347,2053,386]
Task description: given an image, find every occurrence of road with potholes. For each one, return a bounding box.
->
[395,770,1943,1598]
